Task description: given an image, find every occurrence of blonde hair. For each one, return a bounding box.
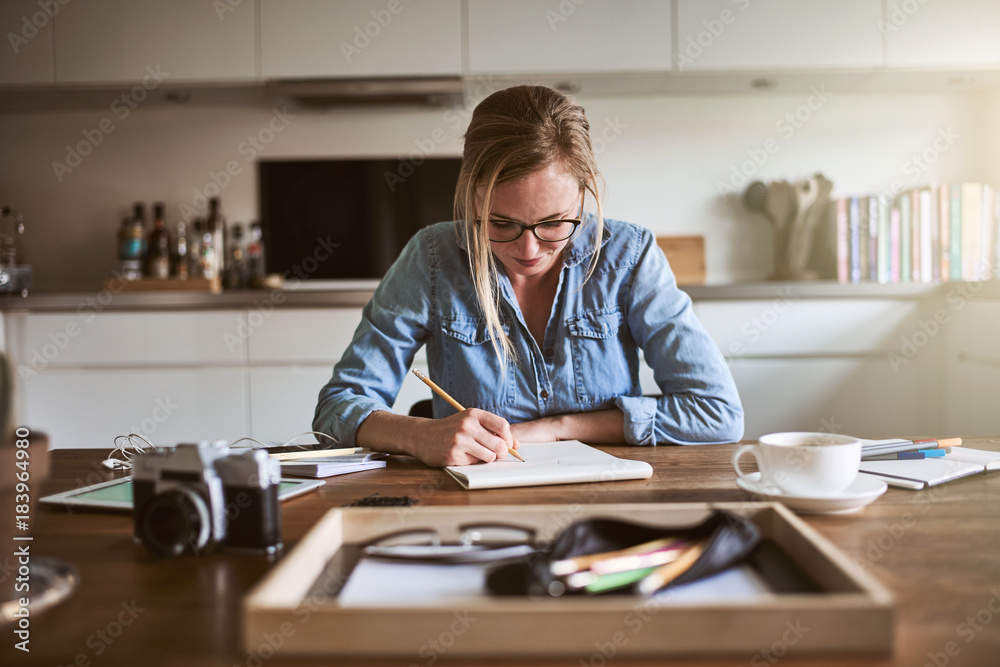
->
[454,85,605,367]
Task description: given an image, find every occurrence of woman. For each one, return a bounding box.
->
[314,85,743,466]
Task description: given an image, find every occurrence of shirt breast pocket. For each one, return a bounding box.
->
[440,316,513,412]
[567,308,633,405]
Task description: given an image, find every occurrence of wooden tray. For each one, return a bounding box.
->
[243,503,893,657]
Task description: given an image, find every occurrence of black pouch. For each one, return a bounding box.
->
[486,509,760,597]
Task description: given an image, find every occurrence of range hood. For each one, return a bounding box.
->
[263,76,465,108]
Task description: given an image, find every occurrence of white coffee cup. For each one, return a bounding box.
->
[732,432,862,497]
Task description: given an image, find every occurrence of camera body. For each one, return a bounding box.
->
[133,441,282,557]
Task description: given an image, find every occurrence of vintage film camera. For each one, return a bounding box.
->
[132,441,282,557]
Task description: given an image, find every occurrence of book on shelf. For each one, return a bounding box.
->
[949,184,962,281]
[833,182,998,284]
[836,198,849,284]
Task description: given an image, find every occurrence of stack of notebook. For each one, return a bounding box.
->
[276,449,387,478]
[859,438,1000,489]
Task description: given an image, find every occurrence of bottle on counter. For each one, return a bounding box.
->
[205,197,226,283]
[174,220,189,280]
[246,221,265,287]
[187,219,204,279]
[199,219,218,281]
[224,222,248,290]
[145,202,172,280]
[117,203,146,280]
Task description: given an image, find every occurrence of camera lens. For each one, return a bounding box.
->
[137,488,212,557]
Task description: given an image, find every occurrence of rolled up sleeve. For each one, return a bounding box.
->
[622,231,744,445]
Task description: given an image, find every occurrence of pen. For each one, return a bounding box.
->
[550,537,684,576]
[862,449,948,461]
[861,437,962,456]
[412,369,525,462]
[636,542,705,597]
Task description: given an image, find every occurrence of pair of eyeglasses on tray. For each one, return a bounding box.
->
[362,523,538,564]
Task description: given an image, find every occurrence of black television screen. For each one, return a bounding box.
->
[258,158,462,280]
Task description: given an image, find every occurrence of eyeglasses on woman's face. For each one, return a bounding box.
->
[484,192,585,243]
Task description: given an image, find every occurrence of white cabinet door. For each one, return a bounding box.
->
[250,366,333,444]
[260,0,462,78]
[674,0,883,71]
[25,367,248,450]
[467,0,671,75]
[729,357,927,440]
[53,0,255,83]
[244,308,364,364]
[12,310,246,367]
[695,299,920,358]
[250,361,430,443]
[0,0,54,84]
[884,0,1000,68]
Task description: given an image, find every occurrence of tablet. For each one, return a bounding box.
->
[40,476,324,511]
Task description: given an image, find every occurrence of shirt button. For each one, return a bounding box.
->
[544,348,554,357]
[540,390,549,399]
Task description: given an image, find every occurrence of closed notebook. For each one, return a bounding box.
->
[860,448,1000,489]
[444,440,653,490]
[280,452,387,478]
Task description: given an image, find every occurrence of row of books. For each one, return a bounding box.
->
[835,183,999,284]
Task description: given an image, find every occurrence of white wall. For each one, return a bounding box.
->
[0,87,995,290]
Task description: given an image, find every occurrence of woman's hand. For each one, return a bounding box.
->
[357,409,518,467]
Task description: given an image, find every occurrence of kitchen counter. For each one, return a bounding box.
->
[0,279,975,312]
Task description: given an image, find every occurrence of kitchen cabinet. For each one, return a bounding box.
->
[883,0,1000,68]
[3,307,433,448]
[5,284,994,449]
[0,0,54,85]
[53,0,256,84]
[467,0,671,75]
[260,0,462,79]
[673,0,883,71]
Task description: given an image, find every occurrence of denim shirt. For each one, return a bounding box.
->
[313,216,743,446]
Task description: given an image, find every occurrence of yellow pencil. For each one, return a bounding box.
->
[412,369,525,462]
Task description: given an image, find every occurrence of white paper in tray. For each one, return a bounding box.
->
[337,559,771,608]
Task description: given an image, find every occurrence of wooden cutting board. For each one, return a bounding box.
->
[656,235,705,285]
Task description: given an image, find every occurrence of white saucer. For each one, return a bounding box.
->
[735,473,888,515]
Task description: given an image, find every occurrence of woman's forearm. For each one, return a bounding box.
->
[511,409,626,444]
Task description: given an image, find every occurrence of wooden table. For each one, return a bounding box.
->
[5,440,1000,667]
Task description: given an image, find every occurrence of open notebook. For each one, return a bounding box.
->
[444,440,653,490]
